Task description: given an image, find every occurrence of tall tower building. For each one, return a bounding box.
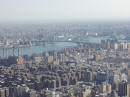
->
[127,84,130,97]
[127,69,130,97]
[118,80,127,97]
[0,88,5,97]
[30,89,36,97]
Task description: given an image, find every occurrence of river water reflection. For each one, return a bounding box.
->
[0,42,77,57]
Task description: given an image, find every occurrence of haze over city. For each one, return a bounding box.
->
[0,0,130,22]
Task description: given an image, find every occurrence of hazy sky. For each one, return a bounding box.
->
[0,0,130,22]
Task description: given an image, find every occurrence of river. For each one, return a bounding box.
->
[0,42,77,57]
[0,36,128,57]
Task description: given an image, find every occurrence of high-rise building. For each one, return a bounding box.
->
[30,89,36,97]
[0,88,5,97]
[127,69,130,97]
[114,43,118,50]
[106,83,112,94]
[118,80,127,97]
[127,84,130,97]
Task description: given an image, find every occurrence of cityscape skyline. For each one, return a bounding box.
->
[0,0,130,97]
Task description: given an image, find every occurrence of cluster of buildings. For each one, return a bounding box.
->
[101,39,130,51]
[0,39,129,97]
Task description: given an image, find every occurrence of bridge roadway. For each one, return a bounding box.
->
[30,40,90,44]
[0,40,91,50]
